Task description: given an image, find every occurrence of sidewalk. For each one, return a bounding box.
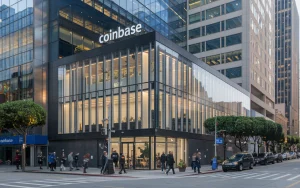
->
[0,165,222,178]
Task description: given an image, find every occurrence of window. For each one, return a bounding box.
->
[206,6,220,20]
[189,28,200,39]
[226,0,242,14]
[189,0,204,9]
[189,43,200,54]
[206,54,221,65]
[225,50,242,63]
[226,67,242,78]
[226,16,242,30]
[206,38,220,51]
[206,22,220,35]
[189,13,201,24]
[226,33,242,46]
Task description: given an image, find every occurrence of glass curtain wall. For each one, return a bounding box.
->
[58,41,250,134]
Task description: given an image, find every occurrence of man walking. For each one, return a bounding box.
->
[100,151,108,174]
[83,153,90,173]
[37,152,44,169]
[15,150,21,170]
[60,150,66,171]
[160,152,166,172]
[166,151,175,175]
[68,152,74,171]
[111,150,119,168]
[195,152,201,174]
[119,153,126,174]
[74,153,80,170]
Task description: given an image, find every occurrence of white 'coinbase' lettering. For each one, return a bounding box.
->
[99,24,142,44]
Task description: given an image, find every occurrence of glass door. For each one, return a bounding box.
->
[122,143,135,169]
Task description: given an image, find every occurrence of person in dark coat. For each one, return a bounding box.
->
[195,152,201,174]
[111,150,119,168]
[15,150,21,170]
[53,152,57,170]
[166,151,175,175]
[74,153,80,170]
[83,153,90,173]
[100,151,108,174]
[37,152,44,169]
[119,153,126,174]
[160,152,166,172]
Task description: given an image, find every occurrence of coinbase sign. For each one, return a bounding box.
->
[99,24,142,44]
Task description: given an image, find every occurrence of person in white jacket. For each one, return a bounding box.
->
[68,152,74,171]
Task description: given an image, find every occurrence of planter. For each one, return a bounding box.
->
[178,167,186,172]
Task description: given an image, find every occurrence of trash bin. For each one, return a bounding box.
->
[107,159,115,174]
[212,157,218,170]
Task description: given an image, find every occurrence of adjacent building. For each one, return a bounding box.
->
[275,0,299,136]
[0,0,251,169]
[187,0,276,120]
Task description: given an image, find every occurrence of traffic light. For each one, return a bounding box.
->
[101,128,107,135]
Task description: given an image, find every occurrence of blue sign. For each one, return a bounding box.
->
[216,137,224,144]
[0,135,48,145]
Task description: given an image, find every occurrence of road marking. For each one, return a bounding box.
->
[286,180,300,188]
[257,174,280,179]
[0,184,33,188]
[271,174,291,180]
[244,173,268,179]
[230,173,258,178]
[288,175,300,181]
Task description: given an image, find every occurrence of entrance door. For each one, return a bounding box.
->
[121,143,134,169]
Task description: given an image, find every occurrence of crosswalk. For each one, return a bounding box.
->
[191,172,300,181]
[0,177,121,188]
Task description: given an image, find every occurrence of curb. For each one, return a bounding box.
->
[183,170,222,176]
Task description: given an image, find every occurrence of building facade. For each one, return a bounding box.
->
[1,0,251,169]
[187,0,276,120]
[275,103,288,137]
[275,0,299,136]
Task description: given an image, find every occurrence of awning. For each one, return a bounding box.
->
[0,135,48,145]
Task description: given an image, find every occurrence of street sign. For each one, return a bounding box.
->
[216,137,224,144]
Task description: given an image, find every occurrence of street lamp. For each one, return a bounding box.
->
[102,104,115,159]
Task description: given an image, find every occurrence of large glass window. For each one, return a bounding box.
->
[226,33,242,46]
[206,6,220,20]
[206,22,220,35]
[206,38,220,51]
[206,54,221,65]
[189,0,205,9]
[226,16,242,30]
[189,28,200,39]
[189,13,201,24]
[189,43,200,54]
[226,0,242,14]
[226,67,242,78]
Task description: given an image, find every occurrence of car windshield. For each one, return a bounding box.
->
[229,154,243,160]
[258,153,265,157]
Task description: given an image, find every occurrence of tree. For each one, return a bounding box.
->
[232,117,253,152]
[0,100,46,171]
[251,117,264,153]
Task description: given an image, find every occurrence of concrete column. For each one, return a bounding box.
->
[30,146,34,167]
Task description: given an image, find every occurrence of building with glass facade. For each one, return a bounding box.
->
[187,0,276,120]
[1,0,251,169]
[275,0,299,136]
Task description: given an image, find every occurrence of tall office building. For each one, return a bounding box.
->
[0,0,250,168]
[187,0,276,120]
[275,0,299,136]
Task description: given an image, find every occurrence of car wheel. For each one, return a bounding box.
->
[238,164,243,171]
[249,163,253,169]
[272,160,275,164]
[223,169,227,172]
[253,162,256,166]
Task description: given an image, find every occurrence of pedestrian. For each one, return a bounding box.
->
[60,150,66,171]
[191,153,197,171]
[15,150,21,170]
[111,150,119,168]
[160,152,166,172]
[195,152,201,174]
[74,153,80,170]
[48,153,55,171]
[119,153,126,174]
[83,153,90,173]
[68,152,74,171]
[37,152,44,169]
[100,151,108,174]
[166,151,175,175]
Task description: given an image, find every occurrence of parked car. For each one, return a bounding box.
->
[297,152,300,159]
[286,152,292,160]
[222,153,254,172]
[258,152,275,165]
[274,153,283,163]
[290,152,297,159]
[282,152,287,160]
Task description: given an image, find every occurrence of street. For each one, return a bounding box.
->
[0,160,300,188]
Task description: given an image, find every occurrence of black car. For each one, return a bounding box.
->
[258,152,275,165]
[222,153,254,172]
[274,153,283,163]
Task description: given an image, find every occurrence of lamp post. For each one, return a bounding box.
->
[214,116,217,157]
[102,104,115,159]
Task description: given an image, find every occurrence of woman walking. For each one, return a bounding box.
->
[83,153,90,173]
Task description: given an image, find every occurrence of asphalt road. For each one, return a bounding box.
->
[1,159,300,188]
